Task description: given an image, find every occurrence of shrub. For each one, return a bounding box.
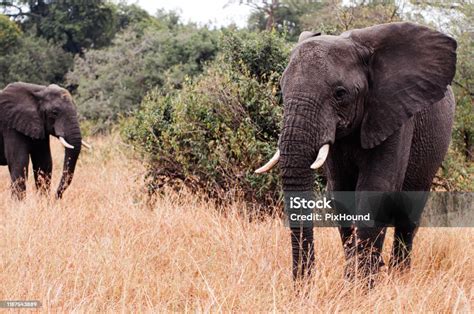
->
[122,31,293,206]
[220,30,289,83]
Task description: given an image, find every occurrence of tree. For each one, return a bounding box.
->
[0,1,150,54]
[28,0,117,54]
[115,2,151,30]
[299,0,402,34]
[234,0,330,40]
[247,0,281,30]
[0,34,73,88]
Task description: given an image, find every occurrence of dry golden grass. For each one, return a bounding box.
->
[1,135,473,312]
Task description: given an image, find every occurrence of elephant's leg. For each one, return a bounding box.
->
[354,227,386,283]
[31,138,52,194]
[290,226,315,279]
[325,136,359,279]
[394,101,455,270]
[338,226,357,281]
[3,129,31,200]
[390,225,418,270]
[339,227,356,259]
[354,121,414,285]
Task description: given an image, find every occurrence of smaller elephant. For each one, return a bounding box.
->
[0,82,91,199]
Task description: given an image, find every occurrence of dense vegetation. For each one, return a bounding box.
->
[1,0,472,203]
[122,31,289,205]
[0,14,73,86]
[67,18,219,131]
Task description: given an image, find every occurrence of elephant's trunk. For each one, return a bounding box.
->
[279,96,335,280]
[280,125,316,280]
[56,122,82,199]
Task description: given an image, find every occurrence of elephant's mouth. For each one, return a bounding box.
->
[59,136,75,149]
[54,133,92,150]
[309,143,330,169]
[254,143,330,174]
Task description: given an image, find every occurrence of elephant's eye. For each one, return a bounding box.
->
[334,86,348,100]
[51,109,60,117]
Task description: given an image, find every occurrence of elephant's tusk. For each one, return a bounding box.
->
[310,144,330,169]
[255,149,280,174]
[59,137,74,149]
[81,140,92,149]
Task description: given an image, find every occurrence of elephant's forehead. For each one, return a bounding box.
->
[291,37,354,64]
[293,41,329,58]
[47,84,72,102]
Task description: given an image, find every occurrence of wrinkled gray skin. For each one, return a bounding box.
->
[0,82,82,199]
[279,22,456,283]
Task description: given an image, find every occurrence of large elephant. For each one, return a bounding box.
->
[256,22,457,283]
[0,82,90,199]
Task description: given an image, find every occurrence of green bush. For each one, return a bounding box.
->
[122,31,291,206]
[220,30,289,83]
[67,18,219,132]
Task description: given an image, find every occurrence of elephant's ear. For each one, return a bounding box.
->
[298,31,321,43]
[0,82,46,139]
[348,22,456,149]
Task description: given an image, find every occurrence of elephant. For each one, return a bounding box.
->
[0,82,91,199]
[255,22,457,284]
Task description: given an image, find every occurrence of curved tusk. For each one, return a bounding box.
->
[81,140,92,149]
[255,149,280,174]
[310,144,330,169]
[59,137,74,149]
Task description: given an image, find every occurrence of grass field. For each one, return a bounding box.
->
[1,135,473,311]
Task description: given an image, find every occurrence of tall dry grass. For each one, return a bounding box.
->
[0,135,473,312]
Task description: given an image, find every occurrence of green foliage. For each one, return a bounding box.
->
[220,30,289,83]
[122,31,293,205]
[40,1,116,53]
[451,30,474,165]
[299,0,402,34]
[68,18,219,132]
[443,3,474,189]
[437,147,474,191]
[8,0,118,54]
[0,14,21,51]
[0,34,73,88]
[115,2,152,30]
[242,1,400,40]
[1,1,151,54]
[243,0,326,41]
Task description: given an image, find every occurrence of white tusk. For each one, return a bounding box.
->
[59,137,74,149]
[255,149,280,174]
[310,144,330,169]
[81,140,92,149]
